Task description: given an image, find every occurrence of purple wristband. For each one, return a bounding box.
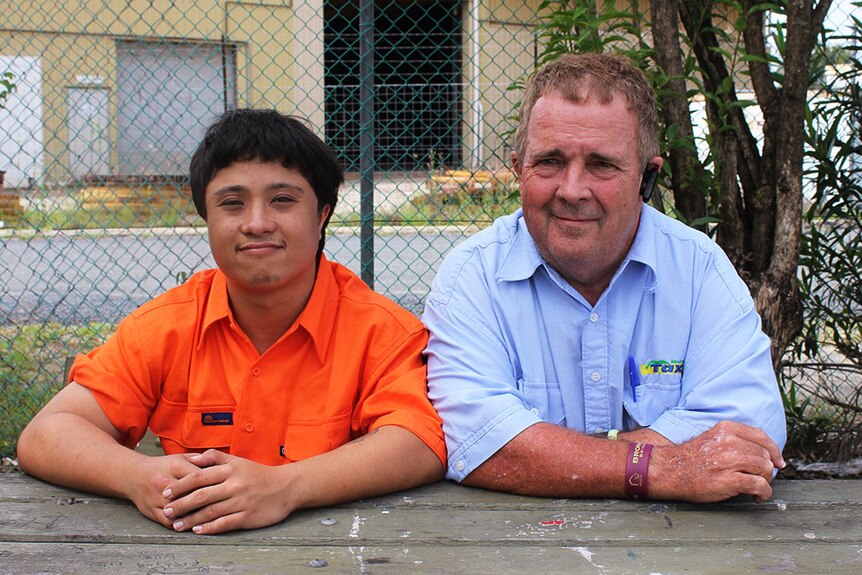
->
[624,442,653,500]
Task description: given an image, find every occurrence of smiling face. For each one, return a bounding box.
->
[514,92,660,304]
[205,160,330,298]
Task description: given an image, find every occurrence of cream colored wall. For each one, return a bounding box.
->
[462,0,541,169]
[0,0,311,184]
[467,0,657,169]
[3,0,664,181]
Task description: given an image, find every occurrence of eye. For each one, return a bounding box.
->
[217,197,243,208]
[272,195,296,205]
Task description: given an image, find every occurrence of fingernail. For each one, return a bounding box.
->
[164,506,174,517]
[162,488,172,498]
[173,520,184,531]
[192,525,203,534]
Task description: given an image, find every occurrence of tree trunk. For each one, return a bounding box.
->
[669,0,831,369]
[649,0,708,227]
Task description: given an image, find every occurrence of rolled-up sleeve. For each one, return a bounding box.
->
[423,258,541,482]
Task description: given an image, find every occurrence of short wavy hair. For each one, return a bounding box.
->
[513,52,660,169]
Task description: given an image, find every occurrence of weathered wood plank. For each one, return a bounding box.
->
[0,496,859,546]
[2,474,861,574]
[0,541,860,575]
[2,472,860,509]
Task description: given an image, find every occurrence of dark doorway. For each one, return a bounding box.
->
[324,0,463,172]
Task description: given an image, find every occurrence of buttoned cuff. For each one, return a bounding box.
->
[445,407,542,482]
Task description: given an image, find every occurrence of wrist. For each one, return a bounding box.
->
[624,442,653,500]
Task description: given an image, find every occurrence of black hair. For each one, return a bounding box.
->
[189,108,343,257]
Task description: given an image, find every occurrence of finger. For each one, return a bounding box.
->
[734,472,773,503]
[724,422,785,468]
[188,510,245,535]
[163,464,229,502]
[170,497,233,532]
[165,485,223,528]
[734,452,777,482]
[151,507,175,529]
[188,449,232,468]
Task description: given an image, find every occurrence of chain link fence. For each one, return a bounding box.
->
[1,1,859,461]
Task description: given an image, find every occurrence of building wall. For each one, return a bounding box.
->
[0,0,320,185]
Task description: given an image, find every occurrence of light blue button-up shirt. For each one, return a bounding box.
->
[423,205,787,482]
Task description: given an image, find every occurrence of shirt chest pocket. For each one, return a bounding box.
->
[151,399,235,450]
[623,380,682,428]
[281,411,353,463]
[518,378,566,425]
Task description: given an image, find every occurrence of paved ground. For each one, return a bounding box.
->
[1,225,472,324]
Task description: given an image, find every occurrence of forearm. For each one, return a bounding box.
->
[285,426,444,511]
[463,421,783,503]
[18,412,148,500]
[462,422,633,497]
[618,427,673,445]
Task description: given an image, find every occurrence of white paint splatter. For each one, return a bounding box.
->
[348,546,366,574]
[350,513,365,538]
[566,547,606,569]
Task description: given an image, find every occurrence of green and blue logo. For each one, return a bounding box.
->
[640,360,684,375]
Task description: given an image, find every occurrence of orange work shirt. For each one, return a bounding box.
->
[70,257,446,466]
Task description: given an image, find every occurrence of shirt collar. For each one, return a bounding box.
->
[197,257,339,363]
[497,209,547,282]
[198,270,232,350]
[294,256,339,364]
[624,203,658,277]
[495,205,659,288]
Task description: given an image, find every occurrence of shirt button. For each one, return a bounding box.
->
[530,407,539,416]
[244,422,254,432]
[455,461,465,471]
[252,367,262,376]
[589,312,599,322]
[591,372,601,382]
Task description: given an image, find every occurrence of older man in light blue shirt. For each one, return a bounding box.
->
[423,52,786,503]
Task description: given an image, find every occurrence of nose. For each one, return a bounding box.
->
[240,200,277,235]
[557,163,592,203]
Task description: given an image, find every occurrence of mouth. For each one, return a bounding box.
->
[236,241,284,255]
[552,212,597,225]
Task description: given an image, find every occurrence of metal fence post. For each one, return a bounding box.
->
[359,0,375,288]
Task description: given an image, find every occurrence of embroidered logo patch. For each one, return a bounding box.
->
[201,412,234,426]
[641,360,684,375]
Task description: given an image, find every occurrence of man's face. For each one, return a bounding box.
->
[205,160,329,295]
[514,92,654,303]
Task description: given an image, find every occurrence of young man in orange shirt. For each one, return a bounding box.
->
[17,109,446,534]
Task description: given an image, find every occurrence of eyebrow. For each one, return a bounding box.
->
[586,151,625,165]
[211,181,307,198]
[528,148,565,162]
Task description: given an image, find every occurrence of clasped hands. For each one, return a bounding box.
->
[129,449,293,535]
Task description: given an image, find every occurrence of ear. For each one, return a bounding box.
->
[511,151,522,177]
[317,204,332,229]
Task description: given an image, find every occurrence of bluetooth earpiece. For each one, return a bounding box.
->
[639,166,659,202]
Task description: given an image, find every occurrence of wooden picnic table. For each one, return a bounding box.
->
[0,471,860,574]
